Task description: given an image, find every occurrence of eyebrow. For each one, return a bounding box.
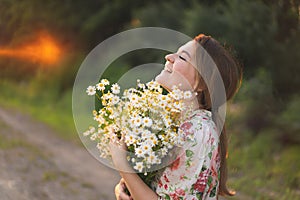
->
[181,50,191,59]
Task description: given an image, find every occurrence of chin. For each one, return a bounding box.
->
[156,80,171,91]
[154,73,162,82]
[155,72,164,80]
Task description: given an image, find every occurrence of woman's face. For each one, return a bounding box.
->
[155,40,198,91]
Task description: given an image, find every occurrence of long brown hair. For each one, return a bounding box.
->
[194,34,242,196]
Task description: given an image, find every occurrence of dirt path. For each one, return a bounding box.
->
[0,107,254,200]
[0,107,120,200]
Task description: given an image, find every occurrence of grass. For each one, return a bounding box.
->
[0,121,37,150]
[226,123,300,199]
[0,79,299,199]
[0,79,78,142]
[0,132,30,150]
[42,170,70,182]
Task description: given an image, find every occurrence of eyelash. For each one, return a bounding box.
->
[179,55,187,61]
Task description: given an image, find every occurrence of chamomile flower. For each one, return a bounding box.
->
[90,133,97,141]
[111,83,120,94]
[129,94,139,104]
[86,86,96,95]
[109,133,118,143]
[173,101,183,110]
[158,94,169,102]
[141,130,151,139]
[146,152,158,164]
[135,147,145,158]
[141,143,151,154]
[130,116,142,128]
[110,95,120,105]
[151,123,162,131]
[184,91,193,99]
[84,79,193,176]
[143,117,153,127]
[96,82,106,91]
[94,115,105,123]
[158,101,167,109]
[96,142,103,150]
[102,92,113,100]
[101,79,110,85]
[170,87,183,100]
[83,130,91,136]
[125,134,137,145]
[146,81,155,90]
[133,162,144,172]
[138,83,145,89]
[88,126,96,134]
[160,147,168,156]
[148,134,158,146]
[162,116,172,127]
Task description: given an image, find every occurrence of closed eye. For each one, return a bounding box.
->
[179,55,187,61]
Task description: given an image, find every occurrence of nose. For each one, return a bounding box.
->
[165,54,175,63]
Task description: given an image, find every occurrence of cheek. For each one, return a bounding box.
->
[173,62,188,75]
[173,63,196,82]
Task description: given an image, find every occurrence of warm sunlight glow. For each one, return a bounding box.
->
[0,33,61,65]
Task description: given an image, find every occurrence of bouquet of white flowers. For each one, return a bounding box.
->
[83,79,193,186]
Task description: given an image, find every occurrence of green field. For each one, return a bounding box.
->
[0,79,299,200]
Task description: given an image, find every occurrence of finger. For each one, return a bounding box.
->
[116,179,127,193]
[115,183,130,200]
[115,184,121,200]
[120,180,126,189]
[119,179,132,200]
[120,178,125,184]
[119,192,131,200]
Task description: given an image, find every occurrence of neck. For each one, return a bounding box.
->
[182,94,200,112]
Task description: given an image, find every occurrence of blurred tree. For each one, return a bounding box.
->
[262,0,300,101]
[0,0,149,81]
[0,0,299,144]
[183,0,277,77]
[181,0,300,144]
[121,0,195,68]
[261,0,300,42]
[275,95,300,145]
[131,0,193,30]
[268,32,300,102]
[79,0,148,49]
[234,68,275,133]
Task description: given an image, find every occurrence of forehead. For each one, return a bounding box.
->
[177,40,196,54]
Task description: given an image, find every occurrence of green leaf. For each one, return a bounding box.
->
[207,176,212,185]
[186,150,194,157]
[209,186,217,197]
[165,194,170,200]
[196,192,203,199]
[208,152,212,159]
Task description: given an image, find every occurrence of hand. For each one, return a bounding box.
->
[115,178,133,200]
[109,133,133,172]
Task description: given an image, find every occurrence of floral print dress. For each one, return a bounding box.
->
[156,109,220,200]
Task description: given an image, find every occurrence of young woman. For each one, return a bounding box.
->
[111,34,242,200]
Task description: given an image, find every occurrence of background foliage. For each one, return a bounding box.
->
[0,0,299,199]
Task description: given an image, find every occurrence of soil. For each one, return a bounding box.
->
[0,107,120,200]
[0,107,253,200]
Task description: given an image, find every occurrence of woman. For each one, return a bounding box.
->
[111,34,242,200]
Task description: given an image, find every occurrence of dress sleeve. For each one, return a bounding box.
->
[156,116,218,199]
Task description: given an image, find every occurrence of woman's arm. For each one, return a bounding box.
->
[119,172,158,200]
[110,140,159,200]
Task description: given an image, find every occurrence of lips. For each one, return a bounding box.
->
[164,69,172,73]
[164,65,172,73]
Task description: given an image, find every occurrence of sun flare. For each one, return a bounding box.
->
[0,33,61,65]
